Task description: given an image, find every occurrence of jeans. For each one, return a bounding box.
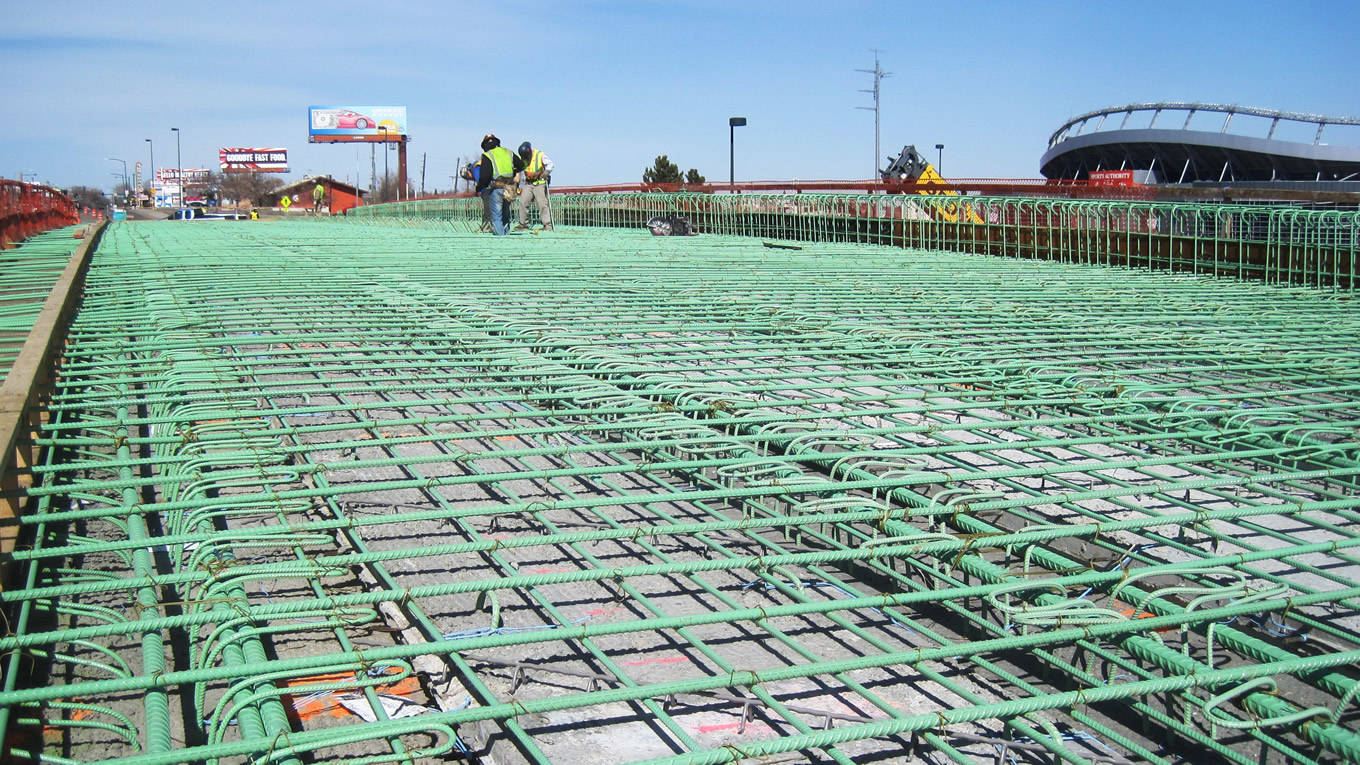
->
[479,188,493,230]
[486,187,511,236]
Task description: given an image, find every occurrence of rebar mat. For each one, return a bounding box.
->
[3,220,1359,765]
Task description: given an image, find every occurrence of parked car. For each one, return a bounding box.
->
[170,208,243,221]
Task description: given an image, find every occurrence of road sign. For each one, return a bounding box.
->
[280,196,292,209]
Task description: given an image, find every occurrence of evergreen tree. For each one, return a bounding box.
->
[643,157,704,185]
[643,155,682,184]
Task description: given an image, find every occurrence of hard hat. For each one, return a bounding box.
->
[481,134,500,150]
[518,142,532,157]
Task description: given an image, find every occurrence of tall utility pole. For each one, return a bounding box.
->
[856,50,890,180]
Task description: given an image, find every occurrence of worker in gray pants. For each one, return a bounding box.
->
[515,141,554,230]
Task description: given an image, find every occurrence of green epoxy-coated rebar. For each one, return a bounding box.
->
[1,210,1358,765]
[0,225,84,382]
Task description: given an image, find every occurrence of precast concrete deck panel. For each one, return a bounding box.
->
[1,219,1359,764]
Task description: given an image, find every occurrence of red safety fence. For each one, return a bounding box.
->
[550,178,1157,199]
[397,178,1158,205]
[395,177,1358,207]
[0,180,80,249]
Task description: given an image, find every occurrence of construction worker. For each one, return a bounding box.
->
[515,141,554,231]
[475,134,524,235]
[461,160,493,232]
[312,182,325,213]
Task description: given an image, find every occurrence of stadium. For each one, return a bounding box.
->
[1040,102,1360,190]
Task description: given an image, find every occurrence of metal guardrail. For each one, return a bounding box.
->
[350,193,1360,291]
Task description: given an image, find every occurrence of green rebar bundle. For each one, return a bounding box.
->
[2,211,1359,765]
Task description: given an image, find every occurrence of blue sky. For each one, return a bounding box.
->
[3,0,1358,192]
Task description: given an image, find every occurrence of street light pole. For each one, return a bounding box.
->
[145,139,154,206]
[378,127,391,199]
[728,117,747,191]
[171,127,182,207]
[106,157,127,202]
[935,143,945,175]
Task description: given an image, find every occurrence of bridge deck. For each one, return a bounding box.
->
[2,219,1359,764]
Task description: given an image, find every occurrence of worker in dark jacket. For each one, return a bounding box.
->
[475,134,524,235]
[461,161,492,232]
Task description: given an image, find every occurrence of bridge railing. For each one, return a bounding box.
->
[0,181,79,248]
[345,193,1359,291]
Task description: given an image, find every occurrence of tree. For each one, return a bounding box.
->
[218,172,284,210]
[68,186,109,210]
[643,155,681,184]
[642,155,704,186]
[204,171,223,207]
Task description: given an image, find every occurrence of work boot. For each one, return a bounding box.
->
[513,224,530,231]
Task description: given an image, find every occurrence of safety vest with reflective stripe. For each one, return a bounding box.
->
[483,147,515,180]
[525,150,547,185]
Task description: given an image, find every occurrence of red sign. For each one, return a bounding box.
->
[1089,170,1136,187]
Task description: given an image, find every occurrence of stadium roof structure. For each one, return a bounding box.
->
[1040,102,1360,185]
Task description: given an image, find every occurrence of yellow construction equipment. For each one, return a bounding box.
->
[882,144,983,223]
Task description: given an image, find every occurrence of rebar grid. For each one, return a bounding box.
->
[0,226,83,382]
[2,219,1359,765]
[354,193,1360,291]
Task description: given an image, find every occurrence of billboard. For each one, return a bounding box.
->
[156,168,210,184]
[220,148,289,173]
[308,106,407,140]
[154,169,210,208]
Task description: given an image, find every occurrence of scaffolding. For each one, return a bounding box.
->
[1,210,1359,764]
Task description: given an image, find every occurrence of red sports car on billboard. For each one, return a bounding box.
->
[334,110,374,130]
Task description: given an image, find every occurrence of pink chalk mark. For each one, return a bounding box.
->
[624,656,689,667]
[696,721,773,735]
[523,567,573,575]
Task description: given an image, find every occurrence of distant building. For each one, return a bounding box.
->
[1041,102,1360,190]
[263,177,366,215]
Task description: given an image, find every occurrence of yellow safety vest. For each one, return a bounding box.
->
[483,147,515,180]
[525,150,547,185]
